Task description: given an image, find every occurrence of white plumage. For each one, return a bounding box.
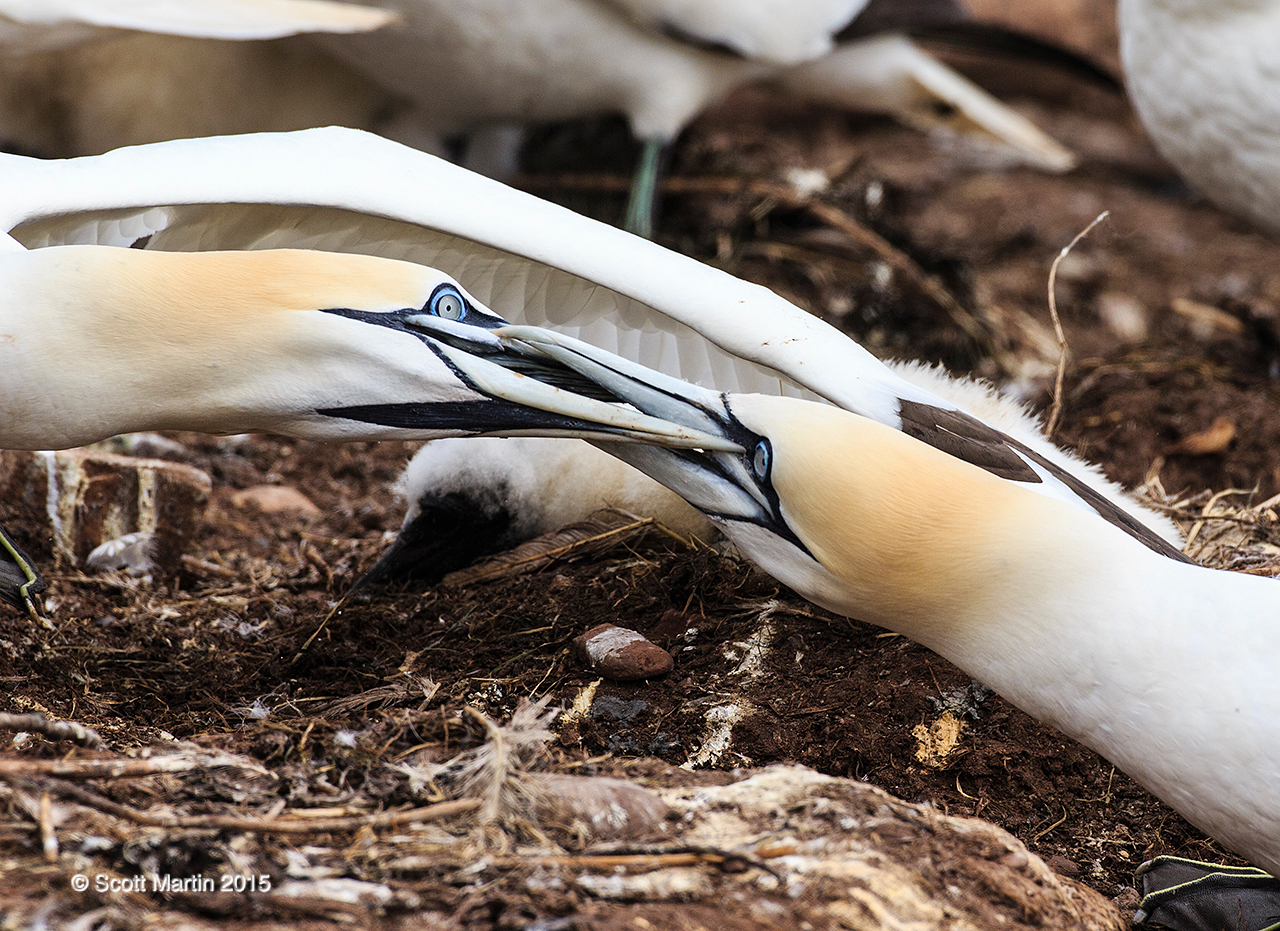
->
[599,0,867,64]
[1119,0,1280,233]
[318,0,1070,160]
[0,0,393,49]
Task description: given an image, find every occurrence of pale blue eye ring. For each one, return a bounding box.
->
[430,286,466,321]
[752,440,770,480]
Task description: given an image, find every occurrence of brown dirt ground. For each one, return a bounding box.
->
[4,0,1280,926]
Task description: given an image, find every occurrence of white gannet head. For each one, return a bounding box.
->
[484,321,1199,652]
[0,245,738,452]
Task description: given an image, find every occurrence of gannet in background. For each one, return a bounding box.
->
[0,128,1180,577]
[489,324,1280,903]
[1118,0,1280,235]
[0,0,396,157]
[317,0,1079,235]
[0,245,726,615]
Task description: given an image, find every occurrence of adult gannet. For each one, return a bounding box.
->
[375,355,1179,588]
[0,245,728,615]
[0,0,397,158]
[317,0,1078,234]
[0,129,1180,567]
[490,324,1280,913]
[1118,0,1280,234]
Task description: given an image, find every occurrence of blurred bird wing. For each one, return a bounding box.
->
[0,127,928,423]
[0,0,393,47]
[596,0,868,63]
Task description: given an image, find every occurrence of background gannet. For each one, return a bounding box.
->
[0,0,397,157]
[493,326,1280,882]
[1118,0,1280,234]
[316,0,1078,234]
[0,129,1180,563]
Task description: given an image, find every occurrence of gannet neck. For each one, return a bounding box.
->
[0,245,468,448]
[722,394,1280,873]
[1119,0,1280,232]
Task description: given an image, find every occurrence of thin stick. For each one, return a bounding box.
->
[0,773,480,835]
[0,757,212,779]
[1045,212,1109,437]
[39,791,58,862]
[0,712,103,748]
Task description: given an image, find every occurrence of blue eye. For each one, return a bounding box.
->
[429,285,466,321]
[751,440,770,480]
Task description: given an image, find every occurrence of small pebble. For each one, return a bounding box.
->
[229,485,320,516]
[1096,291,1149,343]
[572,624,673,681]
[1047,854,1081,877]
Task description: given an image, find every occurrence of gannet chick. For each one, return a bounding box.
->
[1119,0,1280,233]
[375,358,1179,589]
[318,0,1077,234]
[357,437,712,588]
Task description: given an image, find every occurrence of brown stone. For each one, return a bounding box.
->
[572,623,674,681]
[0,449,210,577]
[228,484,321,516]
[533,773,670,842]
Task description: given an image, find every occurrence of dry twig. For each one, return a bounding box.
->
[1045,211,1109,437]
[0,772,479,835]
[0,712,103,748]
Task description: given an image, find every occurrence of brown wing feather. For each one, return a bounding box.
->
[898,400,1191,564]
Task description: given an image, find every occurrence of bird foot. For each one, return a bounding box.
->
[622,138,670,239]
[0,525,47,621]
[1136,856,1280,931]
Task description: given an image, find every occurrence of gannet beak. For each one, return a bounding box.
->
[494,324,740,440]
[397,315,743,451]
[493,325,796,536]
